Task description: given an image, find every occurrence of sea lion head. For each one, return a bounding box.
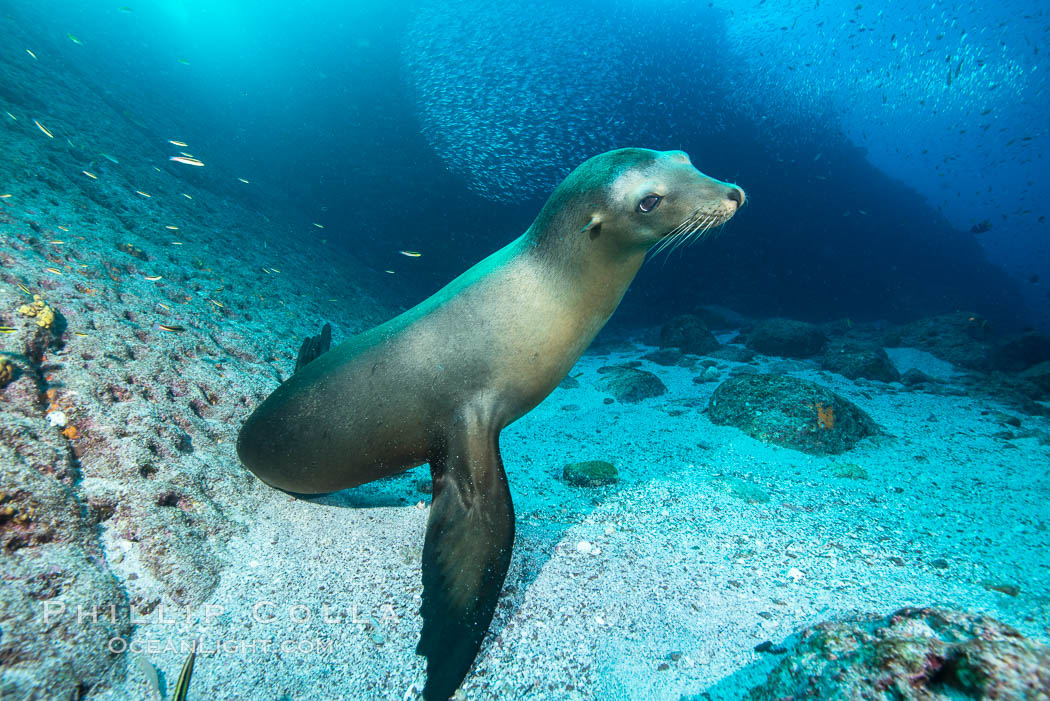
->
[528,148,745,258]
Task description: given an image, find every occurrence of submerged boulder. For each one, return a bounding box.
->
[563,460,619,487]
[707,373,877,455]
[745,318,827,358]
[1019,361,1050,398]
[642,348,683,366]
[884,311,992,371]
[749,607,1050,700]
[659,314,720,356]
[991,331,1050,373]
[693,305,750,331]
[821,339,900,383]
[596,366,667,403]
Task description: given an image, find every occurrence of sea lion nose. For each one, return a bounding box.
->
[727,187,745,207]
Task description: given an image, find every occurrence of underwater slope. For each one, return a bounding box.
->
[0,14,391,698]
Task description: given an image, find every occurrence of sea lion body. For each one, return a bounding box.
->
[238,237,618,494]
[237,148,744,699]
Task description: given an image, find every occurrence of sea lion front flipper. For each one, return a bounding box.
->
[294,322,331,373]
[417,422,515,701]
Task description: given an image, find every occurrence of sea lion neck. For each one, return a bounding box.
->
[519,218,647,325]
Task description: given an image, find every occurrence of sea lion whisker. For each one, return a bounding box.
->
[668,219,701,256]
[670,207,703,235]
[652,235,676,261]
[676,214,714,253]
[653,231,685,261]
[676,210,705,238]
[698,213,721,236]
[682,212,712,244]
[702,213,733,243]
[653,212,700,259]
[659,213,698,247]
[666,225,701,259]
[675,212,709,242]
[651,219,688,258]
[682,217,712,249]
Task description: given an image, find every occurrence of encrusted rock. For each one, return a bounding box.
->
[745,318,826,358]
[563,460,619,487]
[749,607,1050,700]
[596,366,667,403]
[707,373,877,455]
[990,331,1050,373]
[0,409,130,699]
[1019,361,1050,398]
[642,348,682,366]
[884,312,991,371]
[821,339,900,382]
[659,314,720,355]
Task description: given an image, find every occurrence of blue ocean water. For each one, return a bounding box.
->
[1,1,1049,699]
[6,0,1047,327]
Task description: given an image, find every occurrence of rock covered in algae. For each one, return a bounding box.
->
[596,366,667,403]
[563,460,619,488]
[749,607,1050,700]
[884,311,991,371]
[659,314,720,356]
[707,373,877,455]
[744,318,827,359]
[821,339,900,383]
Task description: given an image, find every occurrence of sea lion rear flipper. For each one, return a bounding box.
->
[417,423,515,701]
[294,322,331,373]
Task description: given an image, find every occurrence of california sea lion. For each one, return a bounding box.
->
[237,148,745,699]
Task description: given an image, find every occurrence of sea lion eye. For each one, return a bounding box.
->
[638,194,662,213]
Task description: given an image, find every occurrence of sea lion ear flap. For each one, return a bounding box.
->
[580,215,602,239]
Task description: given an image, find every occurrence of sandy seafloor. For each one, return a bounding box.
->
[103,339,1049,700]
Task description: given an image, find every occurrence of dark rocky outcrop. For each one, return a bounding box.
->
[991,331,1050,373]
[900,368,942,386]
[692,305,750,331]
[659,315,720,356]
[1019,361,1050,398]
[706,346,755,363]
[744,318,826,359]
[642,348,683,366]
[884,312,992,371]
[821,339,900,382]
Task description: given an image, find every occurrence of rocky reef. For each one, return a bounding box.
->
[750,607,1050,699]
